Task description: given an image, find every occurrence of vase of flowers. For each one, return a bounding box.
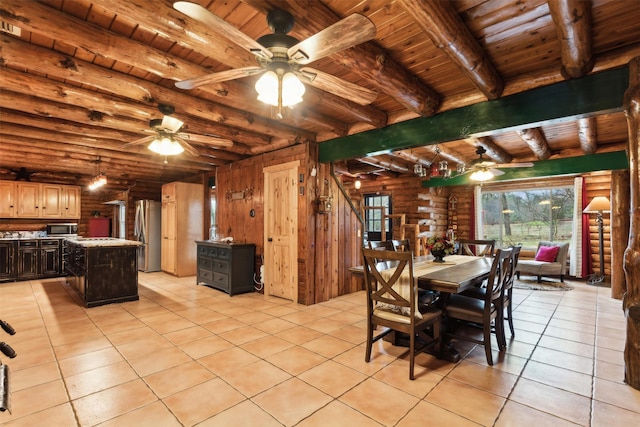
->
[426,235,455,263]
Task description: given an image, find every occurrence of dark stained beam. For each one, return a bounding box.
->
[421,151,628,187]
[319,66,628,162]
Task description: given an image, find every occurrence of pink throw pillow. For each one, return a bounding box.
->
[535,245,560,262]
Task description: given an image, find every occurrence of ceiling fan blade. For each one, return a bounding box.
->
[123,135,155,148]
[175,136,200,157]
[490,168,505,177]
[288,13,376,64]
[173,2,273,60]
[175,67,264,90]
[161,115,184,132]
[494,162,535,168]
[182,133,234,148]
[298,67,377,105]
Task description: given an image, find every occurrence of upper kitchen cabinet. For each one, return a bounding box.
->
[161,181,203,277]
[0,181,15,217]
[63,186,81,219]
[0,181,81,219]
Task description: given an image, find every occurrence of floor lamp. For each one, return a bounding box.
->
[583,196,611,285]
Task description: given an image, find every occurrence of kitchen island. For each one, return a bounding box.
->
[65,237,141,308]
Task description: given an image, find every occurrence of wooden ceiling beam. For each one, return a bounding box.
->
[516,128,552,160]
[578,117,598,155]
[548,0,593,79]
[0,137,213,174]
[0,124,224,168]
[397,0,503,100]
[0,110,243,163]
[320,66,627,162]
[243,0,440,116]
[0,0,326,143]
[470,137,513,164]
[0,36,307,148]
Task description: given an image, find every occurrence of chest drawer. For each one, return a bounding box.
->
[198,256,213,270]
[213,272,229,288]
[213,259,229,273]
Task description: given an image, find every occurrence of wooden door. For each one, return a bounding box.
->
[41,184,63,218]
[263,161,299,302]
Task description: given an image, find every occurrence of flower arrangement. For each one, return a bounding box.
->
[425,235,455,255]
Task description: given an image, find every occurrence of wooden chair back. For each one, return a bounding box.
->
[457,239,496,257]
[362,248,415,316]
[368,240,395,251]
[391,239,412,252]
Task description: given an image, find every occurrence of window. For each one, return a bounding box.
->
[363,194,391,241]
[480,186,574,248]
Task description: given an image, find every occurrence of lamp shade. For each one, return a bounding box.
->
[255,70,305,107]
[583,196,611,213]
[148,136,184,156]
[354,179,361,189]
[255,71,279,106]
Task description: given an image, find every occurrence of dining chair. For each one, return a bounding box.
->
[457,239,496,257]
[361,248,441,380]
[368,240,395,250]
[501,245,521,342]
[391,239,412,253]
[443,247,512,365]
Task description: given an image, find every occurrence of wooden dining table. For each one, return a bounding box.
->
[351,254,494,362]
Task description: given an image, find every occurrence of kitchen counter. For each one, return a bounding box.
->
[64,237,142,247]
[65,240,139,307]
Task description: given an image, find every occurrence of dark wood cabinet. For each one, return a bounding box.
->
[1,238,62,281]
[17,240,39,279]
[0,241,16,281]
[65,242,139,307]
[40,239,61,276]
[196,241,256,296]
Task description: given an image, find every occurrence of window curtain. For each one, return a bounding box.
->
[570,177,584,277]
[473,186,482,240]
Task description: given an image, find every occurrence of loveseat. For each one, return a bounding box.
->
[515,241,569,283]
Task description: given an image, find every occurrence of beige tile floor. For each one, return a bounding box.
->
[1,273,639,426]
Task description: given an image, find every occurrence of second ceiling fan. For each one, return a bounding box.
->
[172,2,378,117]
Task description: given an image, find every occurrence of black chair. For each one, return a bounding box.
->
[362,248,441,380]
[457,239,496,257]
[443,248,513,365]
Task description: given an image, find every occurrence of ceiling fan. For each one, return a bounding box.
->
[172,2,378,114]
[123,104,233,158]
[459,146,534,181]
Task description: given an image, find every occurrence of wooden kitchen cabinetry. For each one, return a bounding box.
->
[161,181,203,277]
[196,241,256,295]
[0,181,15,217]
[0,181,81,219]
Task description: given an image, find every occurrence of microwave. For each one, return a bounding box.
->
[46,223,78,236]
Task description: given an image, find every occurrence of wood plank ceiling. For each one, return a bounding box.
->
[0,0,638,190]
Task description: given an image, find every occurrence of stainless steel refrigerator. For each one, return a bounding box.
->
[134,200,161,272]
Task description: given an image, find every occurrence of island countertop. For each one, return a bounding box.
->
[65,237,142,247]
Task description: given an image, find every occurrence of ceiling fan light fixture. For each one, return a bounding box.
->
[255,69,304,110]
[469,168,494,182]
[148,136,184,156]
